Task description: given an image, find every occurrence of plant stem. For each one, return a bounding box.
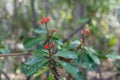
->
[51,60,59,80]
[45,23,49,35]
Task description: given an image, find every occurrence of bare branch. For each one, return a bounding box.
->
[0,68,10,80]
[0,53,31,57]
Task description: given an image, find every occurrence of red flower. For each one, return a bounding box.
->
[80,29,91,35]
[51,29,56,33]
[44,45,49,49]
[84,29,91,35]
[50,43,54,47]
[40,17,50,24]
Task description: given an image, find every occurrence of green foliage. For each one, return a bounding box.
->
[54,49,77,59]
[34,27,47,34]
[1,0,120,79]
[22,16,120,80]
[35,67,49,78]
[46,74,54,80]
[57,60,83,80]
[85,47,100,65]
[113,61,120,67]
[31,50,48,57]
[22,56,48,76]
[79,53,97,70]
[106,52,120,59]
[23,37,43,48]
[108,37,117,47]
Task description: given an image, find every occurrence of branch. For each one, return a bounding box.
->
[0,53,31,57]
[0,68,10,80]
[62,19,91,43]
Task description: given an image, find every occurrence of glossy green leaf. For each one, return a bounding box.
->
[54,49,77,59]
[106,52,120,59]
[25,56,45,66]
[23,37,43,48]
[22,57,48,76]
[84,47,98,55]
[79,53,97,70]
[34,28,47,34]
[57,60,83,80]
[85,47,100,65]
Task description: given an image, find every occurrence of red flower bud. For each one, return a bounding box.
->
[50,43,54,47]
[84,29,91,35]
[80,29,91,35]
[44,45,49,49]
[39,17,50,24]
[51,29,56,33]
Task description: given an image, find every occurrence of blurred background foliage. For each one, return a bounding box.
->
[0,0,120,80]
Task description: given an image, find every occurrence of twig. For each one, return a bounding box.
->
[45,23,49,35]
[0,53,31,57]
[0,68,10,80]
[62,19,90,43]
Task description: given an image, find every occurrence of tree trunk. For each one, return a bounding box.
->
[72,0,87,79]
[73,0,86,38]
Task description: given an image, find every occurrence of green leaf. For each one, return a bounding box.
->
[52,34,61,40]
[22,56,48,76]
[96,50,107,60]
[35,66,49,78]
[54,49,77,59]
[85,47,100,65]
[113,61,120,67]
[78,17,89,24]
[0,48,9,54]
[106,52,120,59]
[46,74,54,80]
[79,53,97,70]
[25,56,45,66]
[23,37,43,48]
[84,47,98,55]
[31,50,48,57]
[108,37,116,47]
[34,28,47,34]
[57,60,83,80]
[69,40,81,48]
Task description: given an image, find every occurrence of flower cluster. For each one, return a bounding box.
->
[40,17,50,24]
[80,29,91,35]
[44,43,54,49]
